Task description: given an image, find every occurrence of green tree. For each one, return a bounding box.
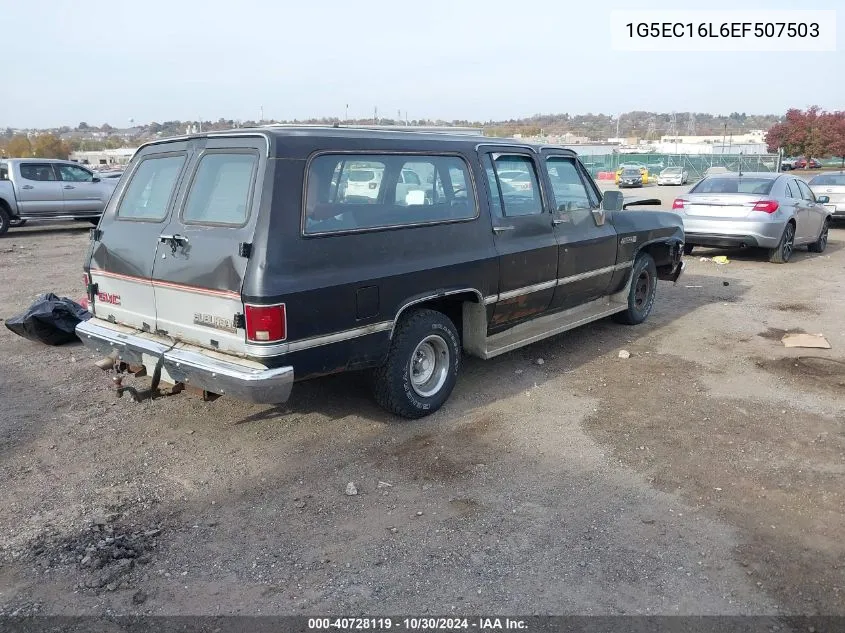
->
[6,135,32,157]
[31,133,69,159]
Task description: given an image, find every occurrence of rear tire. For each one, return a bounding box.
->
[683,243,694,255]
[0,205,10,236]
[768,222,795,263]
[372,309,461,419]
[613,253,657,325]
[807,218,829,253]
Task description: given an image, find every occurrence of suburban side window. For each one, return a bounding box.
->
[545,157,596,228]
[488,154,543,216]
[117,154,186,221]
[57,164,94,182]
[0,164,8,180]
[183,153,258,225]
[304,153,477,235]
[20,163,57,181]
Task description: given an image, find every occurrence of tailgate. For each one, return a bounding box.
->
[88,148,190,332]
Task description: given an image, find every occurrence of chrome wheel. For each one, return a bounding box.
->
[633,270,651,310]
[782,223,795,261]
[818,222,828,251]
[409,334,450,398]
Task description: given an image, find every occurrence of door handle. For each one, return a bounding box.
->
[159,234,189,244]
[21,184,34,190]
[63,185,75,190]
[492,225,515,233]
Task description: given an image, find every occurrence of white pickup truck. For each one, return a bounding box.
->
[0,158,119,235]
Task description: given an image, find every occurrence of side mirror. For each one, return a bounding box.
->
[816,195,830,204]
[92,177,101,183]
[601,190,624,211]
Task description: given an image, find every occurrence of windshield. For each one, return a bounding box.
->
[663,167,681,174]
[622,169,640,176]
[691,177,774,195]
[809,173,845,186]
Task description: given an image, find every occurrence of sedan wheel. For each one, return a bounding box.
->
[768,223,795,263]
[808,219,829,253]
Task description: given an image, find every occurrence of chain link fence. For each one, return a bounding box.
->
[579,153,780,180]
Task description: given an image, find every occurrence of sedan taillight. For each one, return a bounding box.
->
[672,198,685,210]
[752,200,779,213]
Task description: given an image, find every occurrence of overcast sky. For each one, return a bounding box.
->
[1,0,842,128]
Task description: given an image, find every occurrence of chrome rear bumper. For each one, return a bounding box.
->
[75,318,293,404]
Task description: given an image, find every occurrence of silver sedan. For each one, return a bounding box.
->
[657,166,688,186]
[673,172,831,263]
[807,171,845,219]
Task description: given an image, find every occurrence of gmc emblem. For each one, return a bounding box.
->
[97,292,121,306]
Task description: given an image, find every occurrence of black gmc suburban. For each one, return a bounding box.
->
[76,126,685,418]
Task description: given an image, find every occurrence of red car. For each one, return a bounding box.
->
[794,157,822,169]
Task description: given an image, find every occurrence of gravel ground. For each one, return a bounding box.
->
[0,205,843,616]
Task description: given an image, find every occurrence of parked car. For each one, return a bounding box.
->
[703,166,730,177]
[808,171,845,220]
[615,164,649,185]
[75,127,684,418]
[781,157,797,171]
[794,157,821,169]
[496,169,534,192]
[673,172,831,263]
[657,166,689,186]
[0,158,119,234]
[617,167,643,188]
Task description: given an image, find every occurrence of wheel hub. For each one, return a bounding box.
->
[409,335,450,398]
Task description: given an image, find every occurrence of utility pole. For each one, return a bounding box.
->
[722,122,727,152]
[374,106,378,125]
[345,104,348,123]
[260,105,264,123]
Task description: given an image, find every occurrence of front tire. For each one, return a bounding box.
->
[768,222,795,263]
[807,218,829,253]
[372,309,461,419]
[613,253,658,325]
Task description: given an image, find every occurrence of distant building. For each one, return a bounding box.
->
[69,148,138,166]
[659,129,767,146]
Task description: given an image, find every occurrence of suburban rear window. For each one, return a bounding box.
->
[183,152,258,226]
[117,154,186,221]
[304,153,477,235]
[690,177,774,195]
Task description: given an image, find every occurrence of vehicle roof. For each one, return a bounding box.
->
[136,126,580,157]
[1,157,76,163]
[702,171,779,180]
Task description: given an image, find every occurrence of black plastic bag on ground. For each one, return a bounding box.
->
[4,293,92,345]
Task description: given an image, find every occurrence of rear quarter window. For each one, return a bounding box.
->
[182,152,258,226]
[117,154,186,221]
[304,153,477,235]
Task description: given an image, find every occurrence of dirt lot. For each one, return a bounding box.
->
[0,210,843,616]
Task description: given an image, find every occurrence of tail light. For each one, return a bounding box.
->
[752,200,779,213]
[672,198,685,210]
[244,304,286,343]
[83,272,90,289]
